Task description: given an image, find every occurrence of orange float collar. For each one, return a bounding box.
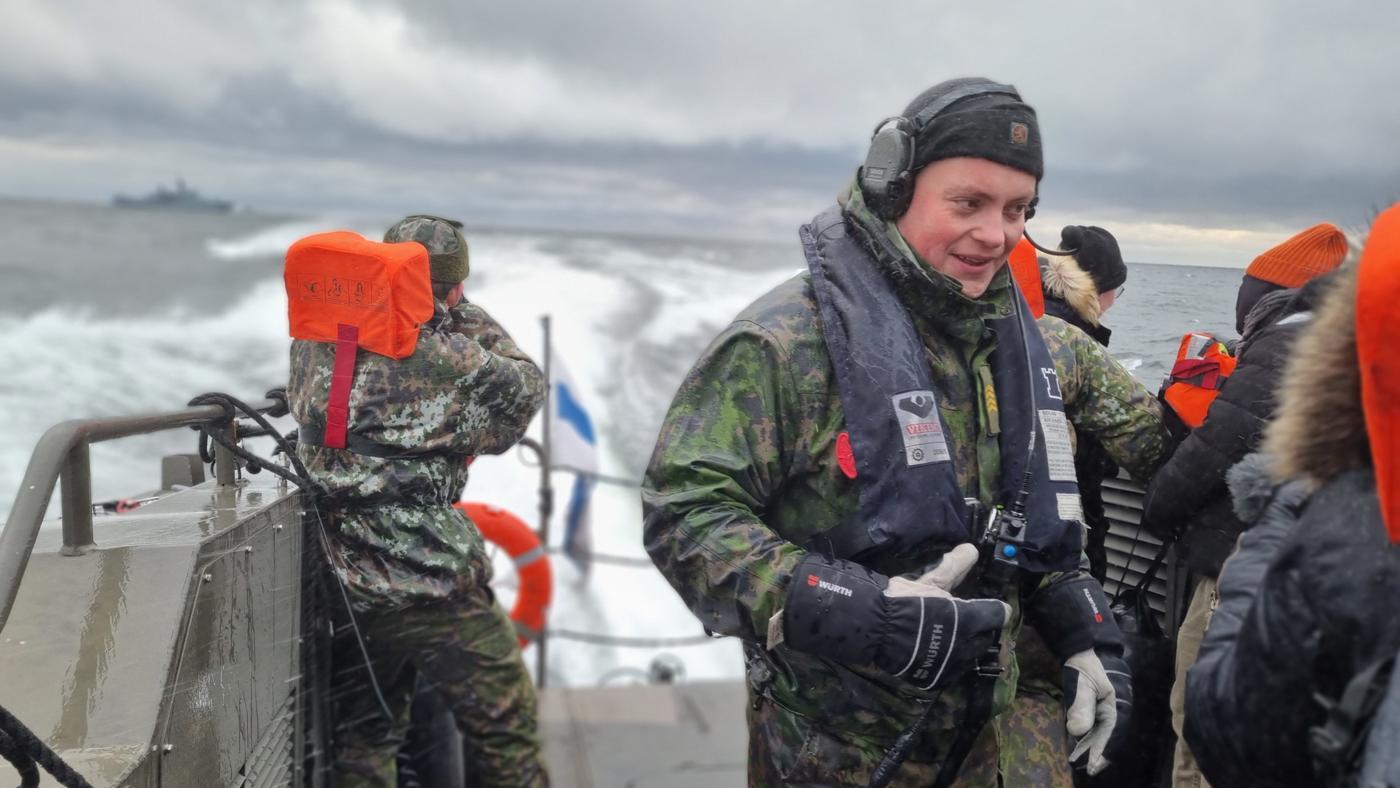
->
[1008,237,1045,319]
[285,231,434,450]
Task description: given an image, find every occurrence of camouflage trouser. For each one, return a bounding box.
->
[330,584,547,787]
[746,682,1072,787]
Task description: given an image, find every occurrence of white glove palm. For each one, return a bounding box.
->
[1063,649,1130,776]
[884,543,982,599]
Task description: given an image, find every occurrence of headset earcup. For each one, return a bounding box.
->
[882,171,913,221]
[859,118,915,221]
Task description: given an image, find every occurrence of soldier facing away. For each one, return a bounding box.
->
[288,215,548,787]
[642,78,1171,786]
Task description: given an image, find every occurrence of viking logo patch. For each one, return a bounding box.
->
[1010,122,1029,145]
[891,390,950,466]
[898,394,934,418]
[1041,368,1063,400]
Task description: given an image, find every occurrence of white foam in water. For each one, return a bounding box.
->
[1,224,788,687]
[205,217,384,260]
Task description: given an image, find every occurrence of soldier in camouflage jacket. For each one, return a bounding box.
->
[289,216,547,787]
[643,80,1169,787]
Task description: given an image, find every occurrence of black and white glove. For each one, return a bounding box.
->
[1025,572,1133,776]
[779,544,1009,690]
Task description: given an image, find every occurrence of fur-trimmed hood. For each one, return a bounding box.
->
[1263,261,1371,488]
[1041,253,1102,327]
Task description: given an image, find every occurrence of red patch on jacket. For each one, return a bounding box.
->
[836,431,858,479]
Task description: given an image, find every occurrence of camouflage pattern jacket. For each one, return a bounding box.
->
[642,202,1170,741]
[290,300,544,607]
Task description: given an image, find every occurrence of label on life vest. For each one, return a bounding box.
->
[1184,332,1214,359]
[891,390,951,466]
[1038,409,1079,483]
[1057,493,1085,523]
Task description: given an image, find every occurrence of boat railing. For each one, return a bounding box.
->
[0,397,280,634]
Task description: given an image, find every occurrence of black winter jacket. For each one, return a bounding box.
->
[1184,468,1400,787]
[1185,264,1400,787]
[1141,280,1325,577]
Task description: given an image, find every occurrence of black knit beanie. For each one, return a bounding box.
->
[1060,225,1127,293]
[904,78,1043,180]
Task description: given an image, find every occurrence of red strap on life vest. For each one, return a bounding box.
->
[1170,357,1225,390]
[325,323,359,449]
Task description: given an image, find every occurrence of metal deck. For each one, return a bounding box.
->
[541,681,747,787]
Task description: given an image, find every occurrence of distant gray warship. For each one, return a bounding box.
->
[112,179,233,212]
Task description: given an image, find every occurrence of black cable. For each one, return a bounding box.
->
[1112,521,1147,605]
[187,392,319,491]
[1009,274,1041,520]
[1023,229,1077,257]
[0,727,39,788]
[0,703,92,788]
[304,504,396,724]
[191,393,314,480]
[186,392,393,725]
[868,687,946,788]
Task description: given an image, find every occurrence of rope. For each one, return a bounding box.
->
[513,448,640,488]
[544,628,719,648]
[549,464,640,488]
[547,546,655,568]
[0,703,92,788]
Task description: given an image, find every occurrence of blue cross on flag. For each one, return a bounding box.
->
[550,357,597,572]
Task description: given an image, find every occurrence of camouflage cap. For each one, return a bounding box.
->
[384,215,469,283]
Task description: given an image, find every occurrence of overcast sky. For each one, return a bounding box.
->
[1,0,1396,264]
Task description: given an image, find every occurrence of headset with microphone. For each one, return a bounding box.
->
[856,80,1072,256]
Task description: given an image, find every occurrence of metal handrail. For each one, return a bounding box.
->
[0,397,278,633]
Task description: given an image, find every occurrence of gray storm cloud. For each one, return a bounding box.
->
[0,0,1396,259]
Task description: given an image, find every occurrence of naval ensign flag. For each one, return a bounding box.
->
[549,358,597,573]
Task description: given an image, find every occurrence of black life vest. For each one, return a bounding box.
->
[803,206,1084,573]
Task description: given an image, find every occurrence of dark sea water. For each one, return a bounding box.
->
[0,197,1249,685]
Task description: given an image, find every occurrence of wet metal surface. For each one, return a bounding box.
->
[540,681,747,787]
[0,475,301,787]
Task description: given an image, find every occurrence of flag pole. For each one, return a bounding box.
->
[536,314,554,688]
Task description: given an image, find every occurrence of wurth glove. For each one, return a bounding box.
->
[779,544,1010,690]
[1025,572,1133,776]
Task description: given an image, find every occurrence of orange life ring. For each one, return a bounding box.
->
[454,502,553,647]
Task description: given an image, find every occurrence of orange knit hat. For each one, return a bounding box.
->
[1357,203,1400,543]
[1245,223,1349,288]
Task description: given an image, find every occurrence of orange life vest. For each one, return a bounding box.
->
[1162,332,1238,429]
[454,502,553,647]
[284,232,434,449]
